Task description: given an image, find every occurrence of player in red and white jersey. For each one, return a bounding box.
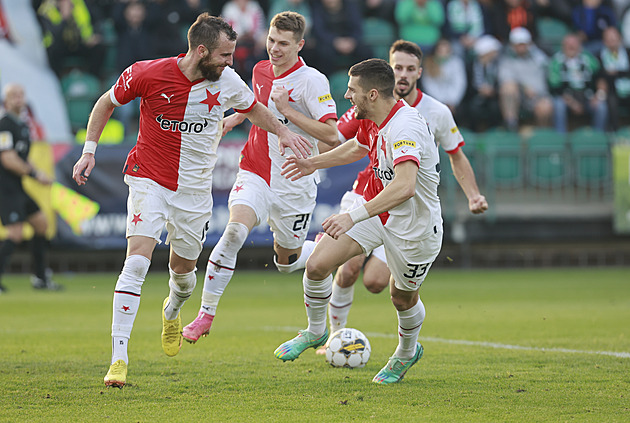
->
[276,59,442,384]
[71,13,311,389]
[181,12,338,344]
[313,41,489,350]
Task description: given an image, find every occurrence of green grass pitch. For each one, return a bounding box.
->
[0,267,628,422]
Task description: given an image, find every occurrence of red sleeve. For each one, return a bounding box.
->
[337,106,360,141]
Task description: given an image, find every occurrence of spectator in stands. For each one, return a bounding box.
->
[467,34,503,131]
[221,0,266,83]
[36,0,106,78]
[310,0,372,75]
[549,33,608,132]
[532,0,574,25]
[487,0,537,43]
[421,38,467,117]
[498,27,552,131]
[598,26,630,130]
[394,0,445,53]
[444,0,487,59]
[571,0,617,55]
[361,0,397,23]
[148,0,209,59]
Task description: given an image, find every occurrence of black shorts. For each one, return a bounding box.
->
[0,183,40,225]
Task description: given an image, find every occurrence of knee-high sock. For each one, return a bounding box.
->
[394,299,425,359]
[164,267,197,320]
[31,235,47,280]
[328,282,354,332]
[111,255,151,364]
[200,222,249,315]
[303,273,332,335]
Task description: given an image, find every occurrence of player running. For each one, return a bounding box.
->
[181,12,338,344]
[277,58,442,384]
[316,40,488,352]
[72,13,310,388]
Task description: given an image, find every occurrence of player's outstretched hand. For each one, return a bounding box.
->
[72,154,95,186]
[281,155,315,181]
[322,213,354,240]
[222,113,245,137]
[277,128,312,159]
[469,194,488,214]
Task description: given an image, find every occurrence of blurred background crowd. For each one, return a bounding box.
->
[7,0,630,138]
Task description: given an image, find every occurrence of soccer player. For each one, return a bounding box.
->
[0,83,61,294]
[317,40,488,352]
[277,58,442,384]
[71,13,311,388]
[182,11,338,343]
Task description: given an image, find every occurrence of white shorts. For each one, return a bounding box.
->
[228,170,316,250]
[124,175,212,261]
[345,199,442,291]
[339,190,387,264]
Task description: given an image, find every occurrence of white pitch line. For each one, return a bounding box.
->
[266,326,630,359]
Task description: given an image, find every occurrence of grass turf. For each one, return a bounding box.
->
[0,267,628,422]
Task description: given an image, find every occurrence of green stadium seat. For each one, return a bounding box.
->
[458,128,482,183]
[362,18,397,60]
[568,128,611,192]
[536,17,570,55]
[525,129,569,189]
[478,129,524,189]
[328,70,352,115]
[61,70,102,132]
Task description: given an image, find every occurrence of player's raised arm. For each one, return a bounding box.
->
[72,92,117,186]
[281,138,367,181]
[242,102,312,158]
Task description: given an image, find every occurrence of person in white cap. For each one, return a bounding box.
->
[498,27,553,131]
[467,34,503,130]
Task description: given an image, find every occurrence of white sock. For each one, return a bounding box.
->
[111,255,150,364]
[394,299,425,359]
[294,240,316,270]
[303,273,332,335]
[200,222,248,315]
[328,282,354,332]
[164,267,197,320]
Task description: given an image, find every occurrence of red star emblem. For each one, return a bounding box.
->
[332,315,338,320]
[122,305,130,311]
[201,89,221,112]
[304,302,310,307]
[208,275,214,281]
[131,213,142,225]
[233,184,244,192]
[287,89,296,102]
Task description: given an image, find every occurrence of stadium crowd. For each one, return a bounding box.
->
[6,0,628,136]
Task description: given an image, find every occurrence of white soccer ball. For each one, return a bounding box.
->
[325,328,371,368]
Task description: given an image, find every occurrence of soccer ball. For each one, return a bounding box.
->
[325,328,371,368]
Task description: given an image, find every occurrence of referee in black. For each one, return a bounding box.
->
[0,83,61,293]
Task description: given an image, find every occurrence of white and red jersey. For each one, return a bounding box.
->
[406,88,463,153]
[239,58,337,195]
[337,89,463,196]
[110,55,256,192]
[356,100,441,242]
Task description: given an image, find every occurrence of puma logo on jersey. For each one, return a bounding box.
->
[256,83,263,94]
[160,93,174,103]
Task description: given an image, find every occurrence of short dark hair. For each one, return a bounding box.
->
[270,11,306,42]
[188,13,237,52]
[348,59,395,98]
[389,39,423,65]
